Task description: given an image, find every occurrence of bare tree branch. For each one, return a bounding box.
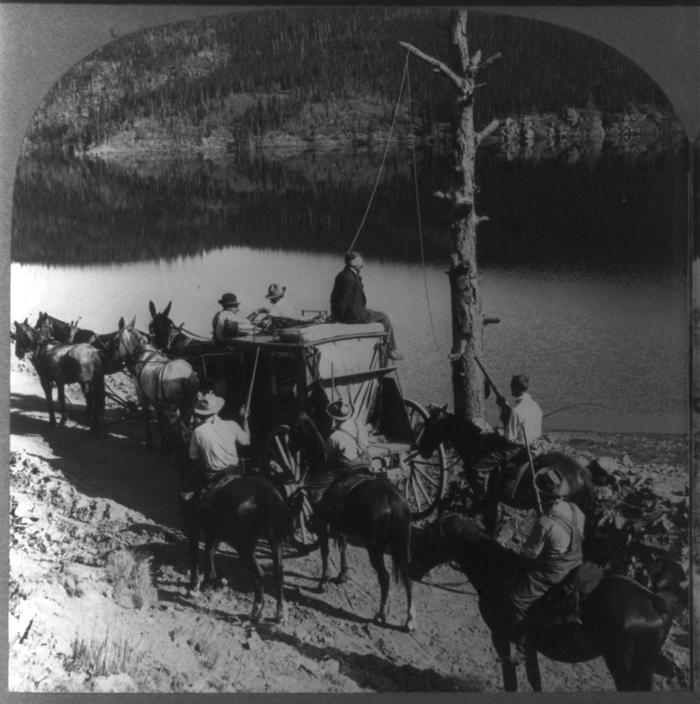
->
[476,118,501,145]
[398,41,464,90]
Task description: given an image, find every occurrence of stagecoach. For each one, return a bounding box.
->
[170,318,448,550]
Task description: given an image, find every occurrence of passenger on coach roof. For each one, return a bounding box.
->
[329,251,403,361]
[212,292,253,345]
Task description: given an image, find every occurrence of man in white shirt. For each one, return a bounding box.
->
[180,392,250,503]
[248,283,297,326]
[468,374,542,506]
[499,374,543,445]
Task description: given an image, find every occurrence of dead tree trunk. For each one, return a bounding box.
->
[400,10,500,420]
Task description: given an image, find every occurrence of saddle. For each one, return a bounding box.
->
[315,466,377,525]
[534,562,605,627]
[198,472,239,513]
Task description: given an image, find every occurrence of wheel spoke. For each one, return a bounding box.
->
[274,434,292,471]
[412,470,432,507]
[410,463,442,489]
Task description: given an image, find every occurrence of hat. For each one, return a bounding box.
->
[344,251,363,266]
[326,399,353,421]
[535,467,569,498]
[194,392,225,416]
[218,293,239,307]
[265,283,286,300]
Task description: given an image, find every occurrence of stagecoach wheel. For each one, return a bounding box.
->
[262,424,319,552]
[399,399,447,521]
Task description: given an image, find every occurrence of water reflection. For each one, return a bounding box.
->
[12,145,687,271]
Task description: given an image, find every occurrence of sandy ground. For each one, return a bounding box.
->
[8,350,691,693]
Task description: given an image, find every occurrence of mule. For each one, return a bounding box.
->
[12,319,105,433]
[418,404,595,535]
[35,311,124,375]
[109,316,200,449]
[290,412,416,631]
[409,512,686,691]
[148,300,217,359]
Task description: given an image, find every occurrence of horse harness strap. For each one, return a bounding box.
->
[546,508,581,554]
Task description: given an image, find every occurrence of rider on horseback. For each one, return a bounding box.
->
[307,399,372,527]
[179,392,250,509]
[469,374,543,503]
[508,467,585,664]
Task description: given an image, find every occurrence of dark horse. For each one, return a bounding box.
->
[148,300,217,359]
[409,513,685,691]
[174,425,292,623]
[35,311,124,375]
[12,319,105,433]
[109,317,200,449]
[290,412,416,631]
[418,404,595,535]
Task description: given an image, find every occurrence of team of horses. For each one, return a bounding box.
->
[10,307,686,691]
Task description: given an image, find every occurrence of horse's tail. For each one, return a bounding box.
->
[383,483,411,584]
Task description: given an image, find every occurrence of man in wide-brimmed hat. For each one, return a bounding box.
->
[507,467,585,664]
[249,282,296,323]
[329,251,404,361]
[306,399,372,531]
[212,292,253,345]
[180,391,250,504]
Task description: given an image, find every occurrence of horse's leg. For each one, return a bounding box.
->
[492,633,518,692]
[334,534,348,584]
[269,535,286,623]
[180,499,201,593]
[367,545,390,626]
[80,381,92,419]
[484,499,501,538]
[316,521,330,593]
[399,561,416,632]
[236,539,265,623]
[40,379,56,427]
[57,383,67,425]
[524,646,542,692]
[202,532,219,587]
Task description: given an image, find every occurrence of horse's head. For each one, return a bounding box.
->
[416,403,450,458]
[148,300,174,350]
[12,319,39,359]
[407,516,446,581]
[111,315,140,363]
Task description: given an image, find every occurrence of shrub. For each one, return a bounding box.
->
[105,548,157,609]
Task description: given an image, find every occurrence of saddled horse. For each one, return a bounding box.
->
[289,412,416,631]
[409,513,686,691]
[12,319,105,433]
[109,316,200,449]
[35,311,124,375]
[418,404,595,535]
[172,422,292,623]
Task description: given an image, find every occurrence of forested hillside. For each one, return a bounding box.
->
[23,7,680,157]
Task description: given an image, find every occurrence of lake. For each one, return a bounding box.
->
[10,145,689,434]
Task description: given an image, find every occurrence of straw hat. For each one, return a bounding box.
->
[194,392,225,416]
[326,399,353,421]
[218,293,239,307]
[265,283,286,300]
[535,467,570,498]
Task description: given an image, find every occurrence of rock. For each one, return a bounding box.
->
[91,673,138,692]
[588,457,620,485]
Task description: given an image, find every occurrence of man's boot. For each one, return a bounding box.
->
[564,590,583,626]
